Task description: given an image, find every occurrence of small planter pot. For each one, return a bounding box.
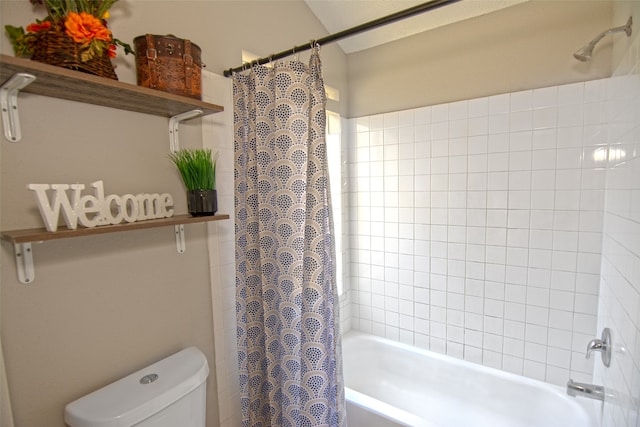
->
[187,189,217,216]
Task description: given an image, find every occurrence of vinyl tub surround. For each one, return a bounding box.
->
[346,78,610,385]
[343,331,597,427]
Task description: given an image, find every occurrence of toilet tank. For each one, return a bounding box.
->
[65,347,209,427]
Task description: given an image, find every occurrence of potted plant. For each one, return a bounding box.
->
[169,148,218,216]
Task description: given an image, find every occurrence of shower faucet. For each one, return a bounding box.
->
[586,328,611,367]
[567,329,611,400]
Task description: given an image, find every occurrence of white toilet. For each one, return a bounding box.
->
[64,346,209,427]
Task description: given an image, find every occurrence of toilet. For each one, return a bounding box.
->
[64,346,209,427]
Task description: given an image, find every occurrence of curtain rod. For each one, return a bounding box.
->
[223,0,462,77]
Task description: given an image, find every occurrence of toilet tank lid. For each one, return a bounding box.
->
[64,346,209,427]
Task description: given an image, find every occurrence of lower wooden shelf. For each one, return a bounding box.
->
[1,213,230,285]
[1,213,230,244]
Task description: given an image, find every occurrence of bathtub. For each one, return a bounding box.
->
[342,331,598,427]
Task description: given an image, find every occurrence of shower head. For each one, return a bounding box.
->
[574,16,633,62]
[573,45,593,62]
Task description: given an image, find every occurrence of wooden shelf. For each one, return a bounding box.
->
[1,55,228,283]
[2,214,230,244]
[0,54,223,117]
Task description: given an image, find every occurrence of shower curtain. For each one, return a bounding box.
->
[233,47,346,427]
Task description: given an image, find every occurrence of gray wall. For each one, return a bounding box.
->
[347,1,616,118]
[0,1,346,426]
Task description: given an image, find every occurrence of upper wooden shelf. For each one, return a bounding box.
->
[0,54,223,117]
[1,214,230,244]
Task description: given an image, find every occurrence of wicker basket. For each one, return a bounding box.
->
[30,24,117,80]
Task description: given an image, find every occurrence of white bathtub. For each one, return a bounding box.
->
[342,331,598,427]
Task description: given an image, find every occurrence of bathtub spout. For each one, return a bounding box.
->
[567,379,604,401]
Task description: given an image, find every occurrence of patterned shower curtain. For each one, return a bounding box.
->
[233,48,346,427]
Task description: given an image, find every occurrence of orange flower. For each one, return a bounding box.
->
[26,21,52,32]
[64,12,111,45]
[108,44,117,58]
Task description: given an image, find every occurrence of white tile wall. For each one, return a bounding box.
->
[596,32,640,427]
[202,71,242,427]
[347,78,610,387]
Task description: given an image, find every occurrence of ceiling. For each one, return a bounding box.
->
[303,0,529,53]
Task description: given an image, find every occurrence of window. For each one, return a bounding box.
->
[326,111,344,295]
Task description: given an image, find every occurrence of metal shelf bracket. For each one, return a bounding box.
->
[14,242,35,284]
[174,224,186,253]
[1,72,36,142]
[169,109,203,153]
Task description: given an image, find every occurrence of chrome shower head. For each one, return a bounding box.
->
[573,43,596,62]
[574,16,633,62]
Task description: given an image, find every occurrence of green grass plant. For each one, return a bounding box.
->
[169,148,218,190]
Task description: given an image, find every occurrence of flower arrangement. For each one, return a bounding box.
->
[5,0,132,63]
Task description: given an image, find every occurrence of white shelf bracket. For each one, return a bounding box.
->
[1,73,36,142]
[174,225,186,253]
[169,109,203,153]
[14,242,35,284]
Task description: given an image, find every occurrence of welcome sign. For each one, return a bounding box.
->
[28,180,174,232]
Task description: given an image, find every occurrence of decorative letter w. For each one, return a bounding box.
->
[27,184,85,232]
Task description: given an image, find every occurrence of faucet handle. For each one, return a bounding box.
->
[585,328,611,367]
[586,339,604,358]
